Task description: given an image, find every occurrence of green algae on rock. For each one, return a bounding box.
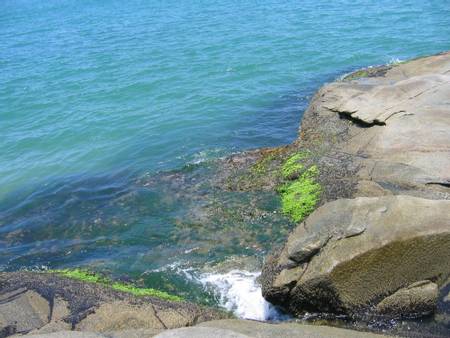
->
[281,152,308,179]
[48,269,183,302]
[278,157,321,223]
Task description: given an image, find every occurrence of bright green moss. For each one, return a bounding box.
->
[278,165,321,222]
[281,152,309,179]
[48,269,182,302]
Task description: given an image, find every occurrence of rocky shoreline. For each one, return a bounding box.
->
[260,51,450,321]
[1,52,449,337]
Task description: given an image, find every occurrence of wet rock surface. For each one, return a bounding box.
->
[261,51,450,325]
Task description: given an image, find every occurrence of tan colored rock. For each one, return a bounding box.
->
[76,302,165,332]
[0,289,50,334]
[152,307,191,329]
[107,328,163,338]
[50,298,70,322]
[28,321,72,335]
[29,298,71,335]
[354,180,392,197]
[330,54,450,190]
[155,326,250,338]
[25,332,107,338]
[197,319,391,338]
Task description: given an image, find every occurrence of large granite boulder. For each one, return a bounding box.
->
[262,195,450,317]
[260,52,450,320]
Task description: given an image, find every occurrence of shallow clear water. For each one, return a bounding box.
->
[1,0,450,321]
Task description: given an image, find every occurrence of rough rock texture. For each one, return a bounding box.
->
[375,280,438,316]
[264,196,450,314]
[261,52,450,319]
[0,289,50,336]
[0,271,226,337]
[25,333,106,338]
[28,298,72,335]
[24,320,391,338]
[191,319,388,338]
[155,326,249,338]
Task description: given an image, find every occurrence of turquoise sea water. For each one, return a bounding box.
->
[1,0,450,323]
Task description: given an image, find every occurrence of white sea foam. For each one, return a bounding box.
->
[145,261,196,281]
[389,57,403,65]
[198,269,286,321]
[147,261,288,321]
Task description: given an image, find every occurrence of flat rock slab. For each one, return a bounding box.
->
[325,52,450,188]
[25,332,107,338]
[155,326,249,338]
[0,289,50,335]
[76,302,164,332]
[197,319,390,338]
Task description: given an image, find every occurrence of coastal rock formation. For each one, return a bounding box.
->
[2,53,449,337]
[261,52,450,318]
[262,196,449,315]
[0,271,226,337]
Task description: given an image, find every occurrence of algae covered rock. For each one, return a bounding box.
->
[261,195,450,317]
[375,280,438,317]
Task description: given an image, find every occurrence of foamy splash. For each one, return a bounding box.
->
[198,269,286,321]
[147,261,288,321]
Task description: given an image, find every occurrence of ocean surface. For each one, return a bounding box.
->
[1,0,450,322]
